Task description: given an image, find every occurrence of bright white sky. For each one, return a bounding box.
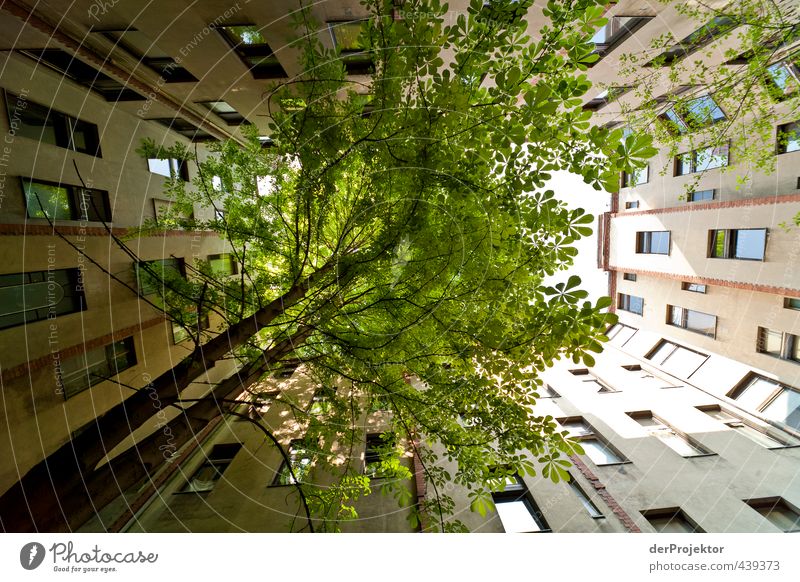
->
[544,170,611,303]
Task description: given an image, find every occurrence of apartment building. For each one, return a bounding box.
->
[1,0,798,533]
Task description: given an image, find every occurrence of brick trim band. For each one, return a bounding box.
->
[610,266,800,298]
[613,192,800,218]
[569,454,642,533]
[0,316,166,383]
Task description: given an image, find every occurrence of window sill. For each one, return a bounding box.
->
[594,460,632,467]
[684,452,718,459]
[767,444,800,451]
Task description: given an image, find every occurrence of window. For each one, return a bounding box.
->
[23,178,111,222]
[674,143,730,175]
[216,25,287,79]
[764,56,800,101]
[567,474,603,518]
[617,293,644,315]
[646,340,709,378]
[622,273,637,281]
[605,322,637,346]
[687,189,714,202]
[135,258,186,296]
[0,268,85,330]
[629,411,711,457]
[777,121,800,154]
[757,327,799,362]
[540,384,559,398]
[181,443,241,493]
[709,228,767,260]
[328,21,374,75]
[625,201,639,210]
[681,282,707,293]
[19,49,144,102]
[208,253,238,276]
[172,310,210,344]
[729,375,800,430]
[590,16,653,59]
[621,165,648,187]
[364,432,397,479]
[622,364,642,372]
[646,16,737,66]
[273,439,314,486]
[4,92,101,157]
[560,418,625,465]
[660,95,726,135]
[59,337,136,398]
[583,86,632,111]
[147,158,189,180]
[642,508,703,532]
[149,118,213,142]
[667,305,717,338]
[569,368,590,376]
[582,377,616,394]
[308,387,335,416]
[199,101,246,125]
[636,231,670,255]
[745,498,800,532]
[490,473,549,533]
[100,29,198,82]
[785,297,800,311]
[698,406,789,448]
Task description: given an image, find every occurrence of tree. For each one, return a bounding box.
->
[0,0,654,532]
[609,0,799,217]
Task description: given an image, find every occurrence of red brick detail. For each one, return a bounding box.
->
[608,269,617,313]
[108,416,223,533]
[0,224,218,237]
[612,192,800,218]
[411,438,428,532]
[0,0,231,143]
[609,266,800,298]
[610,192,620,214]
[0,316,166,383]
[569,454,641,532]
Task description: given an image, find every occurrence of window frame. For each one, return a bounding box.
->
[617,292,644,315]
[590,16,654,61]
[681,282,707,294]
[745,497,800,532]
[757,327,799,363]
[0,268,86,330]
[635,231,671,255]
[687,189,715,202]
[59,336,137,399]
[666,305,718,338]
[490,472,551,533]
[728,374,800,430]
[622,273,637,281]
[328,20,375,76]
[559,417,627,466]
[628,411,713,457]
[179,442,242,493]
[674,143,730,175]
[642,507,704,533]
[708,228,767,261]
[696,405,793,448]
[22,177,111,222]
[777,120,800,154]
[215,24,288,79]
[645,15,738,67]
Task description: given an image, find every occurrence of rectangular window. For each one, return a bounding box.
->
[625,201,639,209]
[583,86,633,111]
[628,412,711,457]
[199,101,246,125]
[364,432,396,479]
[621,165,648,187]
[709,228,767,260]
[4,91,101,157]
[745,498,800,532]
[646,16,737,66]
[605,322,637,346]
[636,231,670,255]
[491,473,550,533]
[59,337,136,398]
[698,406,788,448]
[560,418,625,465]
[667,305,717,338]
[785,297,800,311]
[20,49,144,102]
[777,121,800,153]
[617,293,644,315]
[567,474,603,518]
[687,189,714,202]
[660,95,726,134]
[642,508,703,532]
[756,327,799,362]
[582,377,616,394]
[590,16,653,59]
[308,387,335,416]
[23,178,111,222]
[147,158,189,180]
[765,57,800,101]
[208,253,238,276]
[681,282,707,293]
[273,439,314,486]
[729,375,800,430]
[216,25,287,79]
[181,443,241,493]
[328,21,375,75]
[541,384,559,398]
[674,144,729,175]
[172,311,210,344]
[135,258,186,297]
[623,273,637,281]
[100,29,198,83]
[149,118,213,142]
[0,268,85,330]
[646,340,709,378]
